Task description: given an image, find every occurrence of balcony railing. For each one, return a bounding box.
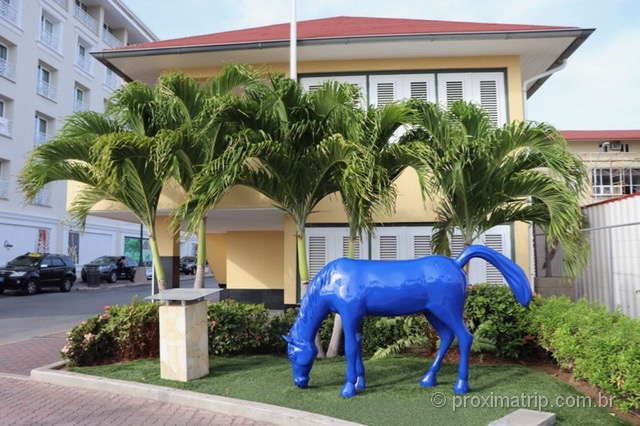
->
[102,31,123,48]
[75,53,92,73]
[34,131,50,146]
[73,4,98,34]
[73,98,89,113]
[104,72,120,90]
[40,29,60,51]
[0,1,19,25]
[52,0,67,10]
[33,189,51,206]
[0,58,15,81]
[0,180,8,199]
[36,80,57,101]
[0,117,12,137]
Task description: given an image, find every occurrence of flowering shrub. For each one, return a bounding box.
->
[207,299,272,356]
[62,301,159,366]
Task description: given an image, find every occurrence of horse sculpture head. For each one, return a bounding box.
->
[283,334,318,388]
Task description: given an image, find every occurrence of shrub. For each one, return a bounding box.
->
[62,300,159,367]
[464,284,538,358]
[529,296,640,412]
[207,299,271,356]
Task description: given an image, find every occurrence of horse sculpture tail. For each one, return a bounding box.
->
[455,245,532,307]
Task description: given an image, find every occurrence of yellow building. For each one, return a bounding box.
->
[89,17,594,308]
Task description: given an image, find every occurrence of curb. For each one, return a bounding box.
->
[31,362,362,426]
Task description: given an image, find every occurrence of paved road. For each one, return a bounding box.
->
[0,278,272,426]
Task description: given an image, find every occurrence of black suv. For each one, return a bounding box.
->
[81,255,137,283]
[0,253,76,295]
[179,256,197,275]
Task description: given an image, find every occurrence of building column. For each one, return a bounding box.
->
[155,216,180,289]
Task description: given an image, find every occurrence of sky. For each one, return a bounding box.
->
[123,0,640,131]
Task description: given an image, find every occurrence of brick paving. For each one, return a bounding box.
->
[0,335,272,425]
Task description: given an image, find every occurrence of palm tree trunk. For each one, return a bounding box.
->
[193,217,207,288]
[326,234,358,358]
[297,229,325,358]
[148,234,166,291]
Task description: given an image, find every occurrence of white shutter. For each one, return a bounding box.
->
[370,74,436,106]
[437,72,506,126]
[406,74,436,103]
[484,234,504,283]
[300,75,367,93]
[450,235,465,258]
[413,235,432,258]
[307,235,327,280]
[342,235,362,258]
[379,235,398,260]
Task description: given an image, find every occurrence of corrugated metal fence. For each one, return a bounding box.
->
[562,194,640,317]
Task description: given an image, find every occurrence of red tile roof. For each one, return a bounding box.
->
[116,16,577,51]
[560,130,640,141]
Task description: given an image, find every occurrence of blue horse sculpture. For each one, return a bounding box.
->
[284,245,531,398]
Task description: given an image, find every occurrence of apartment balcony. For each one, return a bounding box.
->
[36,80,57,101]
[40,30,60,51]
[73,4,98,34]
[0,180,8,199]
[103,31,123,48]
[34,131,50,146]
[76,53,92,73]
[73,99,89,113]
[0,117,12,137]
[0,58,15,81]
[33,189,52,206]
[0,1,19,25]
[53,0,68,10]
[104,72,120,90]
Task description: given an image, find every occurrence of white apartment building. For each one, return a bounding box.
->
[0,0,201,268]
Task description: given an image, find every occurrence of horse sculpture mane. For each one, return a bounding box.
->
[284,245,531,398]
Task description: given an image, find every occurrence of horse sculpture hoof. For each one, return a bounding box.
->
[355,376,366,390]
[420,371,438,387]
[453,379,470,394]
[340,382,357,398]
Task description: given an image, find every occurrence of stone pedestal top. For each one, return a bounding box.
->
[145,288,223,306]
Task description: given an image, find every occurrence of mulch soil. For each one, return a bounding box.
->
[440,348,640,425]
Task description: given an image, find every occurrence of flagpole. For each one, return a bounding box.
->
[290,0,297,80]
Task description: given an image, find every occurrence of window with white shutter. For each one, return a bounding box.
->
[300,75,367,93]
[412,235,432,258]
[483,233,504,283]
[378,235,398,260]
[437,72,506,126]
[369,74,436,106]
[307,235,327,280]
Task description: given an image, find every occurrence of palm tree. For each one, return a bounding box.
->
[20,82,181,291]
[404,100,589,278]
[325,101,421,357]
[188,74,367,357]
[158,65,260,288]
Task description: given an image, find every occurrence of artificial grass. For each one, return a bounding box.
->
[73,355,630,425]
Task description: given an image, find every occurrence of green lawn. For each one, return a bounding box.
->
[73,355,629,425]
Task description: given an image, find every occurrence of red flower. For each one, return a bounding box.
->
[255,335,261,341]
[211,321,218,327]
[104,305,110,310]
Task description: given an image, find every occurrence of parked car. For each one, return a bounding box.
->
[0,252,76,295]
[144,260,153,280]
[179,256,197,275]
[81,255,137,283]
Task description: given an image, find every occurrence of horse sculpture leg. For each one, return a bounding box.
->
[420,313,455,388]
[340,314,363,398]
[426,306,473,394]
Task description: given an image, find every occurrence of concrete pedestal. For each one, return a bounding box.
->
[146,289,222,382]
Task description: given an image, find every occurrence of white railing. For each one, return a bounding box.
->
[73,4,98,34]
[0,1,19,25]
[75,53,92,73]
[52,0,67,9]
[73,98,89,112]
[36,80,57,101]
[102,30,123,48]
[40,29,60,51]
[33,189,51,206]
[0,117,12,137]
[0,57,15,80]
[34,131,49,146]
[104,71,120,90]
[0,180,8,198]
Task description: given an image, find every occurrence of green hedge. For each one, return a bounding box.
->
[529,296,640,412]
